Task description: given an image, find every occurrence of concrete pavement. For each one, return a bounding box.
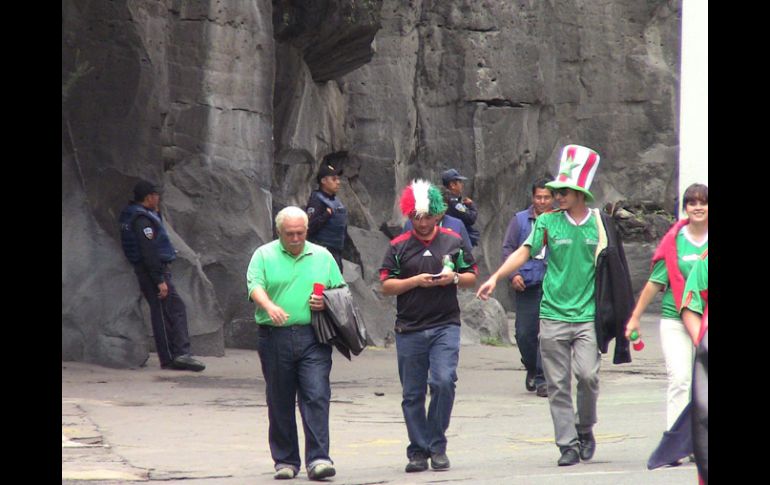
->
[62,314,700,484]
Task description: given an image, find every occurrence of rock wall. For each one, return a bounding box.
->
[338,0,681,309]
[62,0,682,367]
[62,0,275,366]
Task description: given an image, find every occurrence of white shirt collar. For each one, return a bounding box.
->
[680,225,708,247]
[564,209,593,226]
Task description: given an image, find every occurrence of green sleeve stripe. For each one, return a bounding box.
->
[456,249,472,270]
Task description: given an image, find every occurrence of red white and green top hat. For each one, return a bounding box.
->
[546,144,601,202]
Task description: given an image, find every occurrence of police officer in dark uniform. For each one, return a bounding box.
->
[305,152,348,272]
[118,180,205,372]
[441,169,480,247]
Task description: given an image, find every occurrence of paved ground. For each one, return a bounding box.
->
[62,314,700,484]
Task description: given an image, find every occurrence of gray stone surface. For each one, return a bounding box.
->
[273,0,383,82]
[62,0,275,366]
[63,0,683,367]
[458,289,512,345]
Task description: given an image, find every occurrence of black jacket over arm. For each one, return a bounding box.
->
[594,211,633,364]
[311,286,368,360]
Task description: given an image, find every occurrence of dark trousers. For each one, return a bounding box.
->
[395,324,460,459]
[257,324,333,472]
[512,284,545,387]
[135,268,191,366]
[326,246,344,274]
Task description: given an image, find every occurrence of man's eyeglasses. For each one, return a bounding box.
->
[554,188,571,197]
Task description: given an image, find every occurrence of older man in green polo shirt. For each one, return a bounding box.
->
[247,206,345,481]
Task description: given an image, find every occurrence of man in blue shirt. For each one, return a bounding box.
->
[501,178,554,397]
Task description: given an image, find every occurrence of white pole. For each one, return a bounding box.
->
[678,0,708,218]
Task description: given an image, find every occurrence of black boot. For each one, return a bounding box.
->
[577,431,596,461]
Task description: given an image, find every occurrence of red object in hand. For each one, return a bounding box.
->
[313,283,325,296]
[630,330,645,351]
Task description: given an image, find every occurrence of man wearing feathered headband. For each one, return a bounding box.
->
[379,179,478,474]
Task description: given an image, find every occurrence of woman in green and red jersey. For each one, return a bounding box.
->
[625,183,708,435]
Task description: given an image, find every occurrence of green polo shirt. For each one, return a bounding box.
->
[246,240,345,326]
[524,210,599,323]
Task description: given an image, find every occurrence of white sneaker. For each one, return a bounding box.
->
[308,463,336,480]
[274,467,296,480]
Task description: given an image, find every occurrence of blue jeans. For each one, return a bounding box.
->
[512,284,546,387]
[395,324,461,459]
[257,324,333,472]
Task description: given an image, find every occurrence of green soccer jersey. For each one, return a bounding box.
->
[524,210,599,323]
[682,255,708,315]
[649,227,708,319]
[246,240,345,326]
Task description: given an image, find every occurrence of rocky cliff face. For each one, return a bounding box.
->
[62,0,682,367]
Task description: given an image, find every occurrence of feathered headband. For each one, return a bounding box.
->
[400,179,447,217]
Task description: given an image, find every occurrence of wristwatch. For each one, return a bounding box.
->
[452,272,460,285]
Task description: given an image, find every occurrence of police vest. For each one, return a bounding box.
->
[309,190,347,250]
[446,195,480,246]
[515,209,547,286]
[119,204,177,264]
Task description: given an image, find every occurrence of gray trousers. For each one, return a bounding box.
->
[539,319,601,451]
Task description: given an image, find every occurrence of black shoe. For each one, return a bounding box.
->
[430,452,450,471]
[577,431,596,461]
[405,455,428,473]
[536,384,548,397]
[525,370,536,392]
[558,448,580,466]
[168,354,206,372]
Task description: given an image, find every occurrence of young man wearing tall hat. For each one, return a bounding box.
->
[477,145,603,467]
[380,180,478,473]
[306,152,348,272]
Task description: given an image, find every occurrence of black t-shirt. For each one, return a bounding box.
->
[380,228,477,333]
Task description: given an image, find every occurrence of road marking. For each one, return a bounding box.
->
[511,467,694,478]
